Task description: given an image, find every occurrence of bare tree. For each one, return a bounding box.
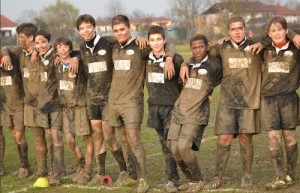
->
[168,0,213,27]
[105,0,126,19]
[131,9,146,19]
[15,10,38,25]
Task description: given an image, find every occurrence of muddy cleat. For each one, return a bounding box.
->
[186,181,205,193]
[115,170,129,186]
[72,168,84,183]
[241,173,252,188]
[265,178,287,190]
[203,177,224,190]
[285,175,295,186]
[137,178,149,193]
[177,182,189,191]
[121,177,137,187]
[87,174,102,185]
[48,172,61,186]
[18,167,31,178]
[77,170,92,185]
[164,181,178,193]
[29,170,47,180]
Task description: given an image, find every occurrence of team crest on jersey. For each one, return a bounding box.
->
[284,51,293,57]
[126,49,134,55]
[98,49,106,56]
[244,45,250,52]
[159,62,165,68]
[43,60,49,66]
[147,60,152,65]
[198,69,207,75]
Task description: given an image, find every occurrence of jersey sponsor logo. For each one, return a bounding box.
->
[228,57,251,68]
[159,62,165,68]
[59,80,74,91]
[114,60,131,70]
[40,72,48,82]
[126,49,134,55]
[284,51,293,57]
[268,62,290,73]
[148,72,165,83]
[0,76,12,86]
[198,69,207,75]
[185,78,202,90]
[88,62,107,73]
[23,68,30,78]
[98,49,107,56]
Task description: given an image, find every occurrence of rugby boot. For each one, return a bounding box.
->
[77,163,92,185]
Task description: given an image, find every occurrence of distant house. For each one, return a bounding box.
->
[96,17,171,34]
[0,14,17,38]
[197,1,300,35]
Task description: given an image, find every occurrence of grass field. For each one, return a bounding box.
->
[0,44,300,193]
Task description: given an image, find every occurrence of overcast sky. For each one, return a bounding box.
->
[1,0,170,21]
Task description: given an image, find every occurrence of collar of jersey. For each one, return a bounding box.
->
[230,37,247,49]
[39,47,53,61]
[189,55,208,69]
[23,49,33,56]
[120,37,135,49]
[149,51,165,63]
[85,34,101,54]
[272,41,290,54]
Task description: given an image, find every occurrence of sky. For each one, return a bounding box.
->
[1,0,169,22]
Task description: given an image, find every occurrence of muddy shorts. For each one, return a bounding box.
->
[88,104,108,121]
[168,122,205,151]
[215,107,260,135]
[261,92,299,130]
[147,105,173,130]
[0,111,24,128]
[108,102,143,129]
[24,104,62,128]
[63,106,92,136]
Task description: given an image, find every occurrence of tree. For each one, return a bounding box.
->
[131,9,146,19]
[168,0,212,28]
[105,0,126,19]
[15,10,38,25]
[39,0,79,40]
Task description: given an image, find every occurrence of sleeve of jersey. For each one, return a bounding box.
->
[164,42,176,58]
[1,46,20,56]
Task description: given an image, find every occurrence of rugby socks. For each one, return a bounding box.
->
[53,146,64,176]
[164,151,179,183]
[112,148,127,172]
[286,144,298,181]
[214,144,231,179]
[240,143,253,177]
[131,143,147,179]
[78,156,86,168]
[270,147,285,180]
[36,151,48,176]
[177,160,192,181]
[97,151,106,175]
[19,143,30,169]
[185,156,203,182]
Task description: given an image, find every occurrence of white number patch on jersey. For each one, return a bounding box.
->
[268,62,290,73]
[40,72,48,82]
[23,68,30,78]
[0,76,12,86]
[88,62,107,73]
[185,78,202,90]
[148,72,165,83]
[114,60,131,70]
[228,58,251,68]
[59,80,74,91]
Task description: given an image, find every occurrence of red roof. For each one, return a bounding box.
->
[270,5,300,15]
[0,14,17,28]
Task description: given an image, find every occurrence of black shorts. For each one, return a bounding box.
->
[88,104,108,121]
[147,104,173,130]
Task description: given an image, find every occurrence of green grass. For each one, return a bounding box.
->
[0,44,300,193]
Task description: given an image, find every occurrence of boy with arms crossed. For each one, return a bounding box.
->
[54,37,94,185]
[146,25,183,193]
[262,16,299,190]
[168,34,222,192]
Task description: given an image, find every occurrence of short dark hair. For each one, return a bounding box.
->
[54,37,73,52]
[189,34,208,46]
[16,23,37,37]
[227,16,245,29]
[147,25,165,39]
[76,14,96,30]
[112,15,130,28]
[34,30,51,42]
[268,16,287,31]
